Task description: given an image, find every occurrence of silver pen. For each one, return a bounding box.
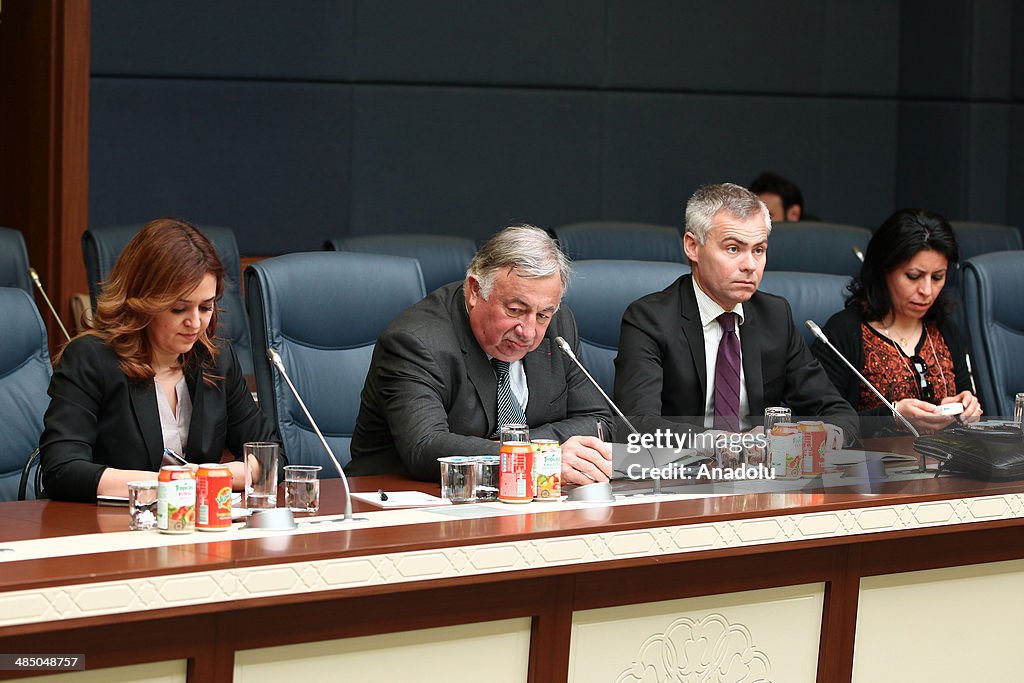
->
[162,448,187,465]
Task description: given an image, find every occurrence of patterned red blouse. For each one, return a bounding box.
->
[858,323,957,411]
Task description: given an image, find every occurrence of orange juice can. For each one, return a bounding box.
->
[531,439,562,501]
[798,421,827,477]
[499,441,535,503]
[157,465,196,534]
[196,463,232,531]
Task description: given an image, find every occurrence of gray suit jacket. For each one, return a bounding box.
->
[350,282,612,481]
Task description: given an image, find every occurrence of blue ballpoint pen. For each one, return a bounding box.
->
[162,448,187,465]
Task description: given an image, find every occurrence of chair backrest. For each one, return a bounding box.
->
[0,288,52,500]
[324,234,476,293]
[554,222,686,263]
[246,252,425,472]
[766,222,871,276]
[950,221,1023,261]
[82,223,254,375]
[758,271,851,346]
[961,252,1024,416]
[562,260,690,395]
[0,227,32,293]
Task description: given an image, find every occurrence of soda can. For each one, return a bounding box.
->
[769,422,802,478]
[531,439,562,501]
[499,440,534,503]
[196,463,232,531]
[157,465,196,534]
[798,421,827,477]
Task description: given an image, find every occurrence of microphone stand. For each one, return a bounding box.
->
[554,336,673,496]
[805,320,932,473]
[268,348,356,521]
[29,268,72,343]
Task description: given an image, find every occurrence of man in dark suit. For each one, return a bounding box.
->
[614,183,858,442]
[351,225,613,482]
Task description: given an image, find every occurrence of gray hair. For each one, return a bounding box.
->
[685,183,772,244]
[467,224,571,299]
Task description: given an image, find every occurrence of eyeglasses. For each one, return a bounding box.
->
[910,355,935,402]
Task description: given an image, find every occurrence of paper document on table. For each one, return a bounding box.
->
[351,491,452,509]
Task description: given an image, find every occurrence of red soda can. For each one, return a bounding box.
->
[499,425,534,503]
[196,463,232,531]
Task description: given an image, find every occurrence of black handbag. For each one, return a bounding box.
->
[914,424,1024,481]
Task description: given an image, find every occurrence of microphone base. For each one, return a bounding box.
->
[566,481,616,503]
[243,508,297,530]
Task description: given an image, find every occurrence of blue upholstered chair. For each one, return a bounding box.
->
[961,252,1024,417]
[324,234,476,294]
[562,260,690,395]
[758,271,851,346]
[0,288,52,501]
[950,221,1023,261]
[554,222,686,264]
[0,226,32,293]
[245,252,425,472]
[766,222,871,276]
[82,224,254,375]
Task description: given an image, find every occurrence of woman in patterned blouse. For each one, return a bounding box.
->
[811,208,982,435]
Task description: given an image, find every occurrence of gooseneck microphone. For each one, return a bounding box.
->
[554,336,672,496]
[29,268,72,343]
[268,347,355,521]
[806,320,933,473]
[805,320,920,438]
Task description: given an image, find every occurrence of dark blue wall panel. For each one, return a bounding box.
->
[87,1,1024,255]
[89,78,352,254]
[91,0,355,80]
[353,1,605,86]
[349,86,603,237]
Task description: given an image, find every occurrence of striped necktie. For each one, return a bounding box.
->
[492,358,527,436]
[713,312,741,433]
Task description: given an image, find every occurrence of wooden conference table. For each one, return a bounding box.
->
[2,441,1024,683]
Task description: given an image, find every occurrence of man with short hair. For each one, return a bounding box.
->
[614,183,858,441]
[351,225,613,482]
[749,171,806,223]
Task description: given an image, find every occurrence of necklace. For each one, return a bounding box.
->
[881,319,920,352]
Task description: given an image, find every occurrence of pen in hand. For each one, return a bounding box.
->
[162,448,187,465]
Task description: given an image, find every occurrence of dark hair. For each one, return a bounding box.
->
[749,172,803,213]
[847,208,960,325]
[83,217,225,385]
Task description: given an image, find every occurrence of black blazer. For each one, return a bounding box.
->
[351,282,612,481]
[40,334,278,502]
[614,274,859,441]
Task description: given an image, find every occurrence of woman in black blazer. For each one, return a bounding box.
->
[40,218,279,502]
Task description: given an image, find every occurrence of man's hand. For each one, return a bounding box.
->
[561,435,613,485]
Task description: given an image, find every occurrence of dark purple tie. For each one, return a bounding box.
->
[713,312,741,432]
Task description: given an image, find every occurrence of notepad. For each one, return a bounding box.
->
[351,491,451,509]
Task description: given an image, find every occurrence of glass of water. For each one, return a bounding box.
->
[1015,393,1024,425]
[127,480,159,530]
[284,465,321,513]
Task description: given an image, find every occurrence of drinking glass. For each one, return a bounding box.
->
[245,442,279,509]
[284,465,321,513]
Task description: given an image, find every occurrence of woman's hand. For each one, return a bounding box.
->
[894,398,954,434]
[943,391,982,420]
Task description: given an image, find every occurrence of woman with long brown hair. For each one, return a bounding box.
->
[40,218,279,502]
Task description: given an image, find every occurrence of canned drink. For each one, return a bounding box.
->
[769,423,801,478]
[157,466,196,534]
[798,421,827,477]
[531,440,562,501]
[196,463,232,531]
[499,440,534,503]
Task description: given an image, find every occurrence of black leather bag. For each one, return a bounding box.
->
[914,424,1024,481]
